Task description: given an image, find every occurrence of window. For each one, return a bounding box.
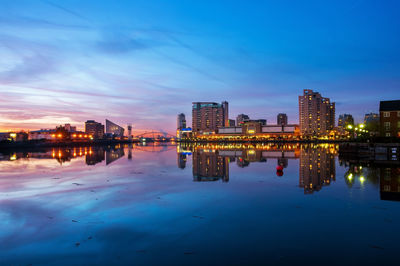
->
[383,112,390,117]
[384,122,391,131]
[386,133,391,137]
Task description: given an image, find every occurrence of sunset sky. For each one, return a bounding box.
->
[1,0,399,133]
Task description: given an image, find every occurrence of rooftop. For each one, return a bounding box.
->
[379,100,400,111]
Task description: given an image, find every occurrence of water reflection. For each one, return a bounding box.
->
[340,156,400,201]
[1,143,400,265]
[177,143,339,194]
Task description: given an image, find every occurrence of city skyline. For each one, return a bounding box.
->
[1,1,400,132]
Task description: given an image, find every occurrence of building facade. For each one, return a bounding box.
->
[192,101,229,134]
[277,113,288,126]
[338,114,354,127]
[105,119,125,137]
[379,100,400,137]
[85,120,105,139]
[236,114,250,125]
[299,89,335,137]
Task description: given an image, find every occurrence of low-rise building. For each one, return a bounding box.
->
[379,100,400,137]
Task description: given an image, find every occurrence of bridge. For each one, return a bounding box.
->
[134,131,176,142]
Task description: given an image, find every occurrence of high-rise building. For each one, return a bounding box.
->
[105,119,125,137]
[85,120,104,139]
[277,113,288,126]
[177,113,186,129]
[299,89,335,136]
[338,114,354,127]
[236,114,250,125]
[228,119,235,127]
[192,101,229,134]
[379,100,400,137]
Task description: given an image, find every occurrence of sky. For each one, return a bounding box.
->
[0,0,399,134]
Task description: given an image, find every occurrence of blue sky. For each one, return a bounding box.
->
[0,0,399,133]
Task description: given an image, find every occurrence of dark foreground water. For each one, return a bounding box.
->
[0,143,399,265]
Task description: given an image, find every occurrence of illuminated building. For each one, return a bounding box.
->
[299,146,336,194]
[228,119,235,127]
[364,113,379,124]
[379,100,400,137]
[208,122,300,140]
[28,129,56,140]
[277,113,288,126]
[338,114,354,128]
[299,89,335,137]
[192,101,229,135]
[236,114,250,125]
[105,119,125,137]
[85,120,104,139]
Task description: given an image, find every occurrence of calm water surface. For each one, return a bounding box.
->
[0,143,399,265]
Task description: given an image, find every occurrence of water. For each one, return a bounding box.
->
[0,143,399,265]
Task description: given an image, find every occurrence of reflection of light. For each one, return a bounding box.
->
[10,133,17,138]
[360,176,365,183]
[10,154,17,161]
[248,150,255,155]
[347,173,353,180]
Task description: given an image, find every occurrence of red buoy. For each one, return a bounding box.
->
[276,165,284,171]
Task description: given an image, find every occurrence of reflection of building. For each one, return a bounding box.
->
[106,119,125,137]
[106,146,125,165]
[277,113,288,126]
[299,89,335,137]
[380,167,400,201]
[192,101,229,134]
[85,120,105,139]
[86,147,105,165]
[379,100,400,137]
[177,153,187,169]
[299,147,336,194]
[192,149,229,182]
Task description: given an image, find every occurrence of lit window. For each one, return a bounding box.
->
[383,112,390,117]
[386,132,391,137]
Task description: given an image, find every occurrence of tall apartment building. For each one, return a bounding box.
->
[85,120,104,139]
[192,101,229,134]
[379,100,400,137]
[299,89,335,137]
[177,113,186,129]
[277,113,288,126]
